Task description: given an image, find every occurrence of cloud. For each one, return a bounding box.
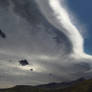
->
[0,0,92,87]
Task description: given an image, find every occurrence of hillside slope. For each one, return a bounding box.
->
[0,79,92,92]
[57,79,92,92]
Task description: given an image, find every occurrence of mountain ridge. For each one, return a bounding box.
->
[0,78,92,92]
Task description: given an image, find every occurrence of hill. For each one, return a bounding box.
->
[0,79,92,92]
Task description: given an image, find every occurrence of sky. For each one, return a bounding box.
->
[0,0,92,88]
[67,0,92,55]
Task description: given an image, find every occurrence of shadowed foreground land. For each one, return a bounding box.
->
[0,79,92,92]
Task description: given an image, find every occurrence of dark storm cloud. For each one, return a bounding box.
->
[0,0,9,8]
[12,0,72,53]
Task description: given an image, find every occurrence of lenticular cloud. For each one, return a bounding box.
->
[0,0,92,88]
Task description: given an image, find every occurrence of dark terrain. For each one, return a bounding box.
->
[0,78,92,92]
